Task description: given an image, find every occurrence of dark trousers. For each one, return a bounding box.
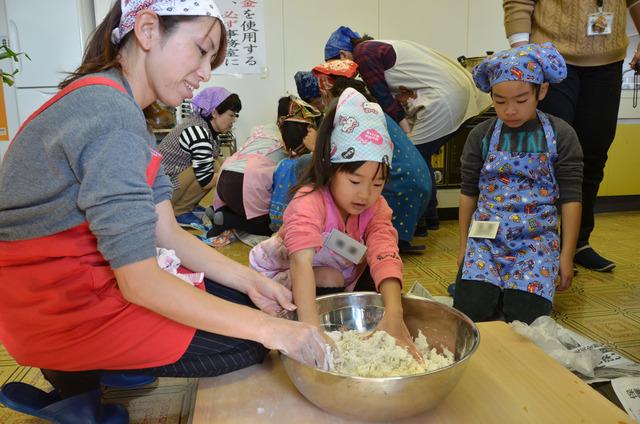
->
[315,266,377,296]
[215,170,272,236]
[452,268,552,325]
[42,279,267,398]
[416,134,451,226]
[538,61,623,246]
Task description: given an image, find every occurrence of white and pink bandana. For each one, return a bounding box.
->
[111,0,224,44]
[330,87,393,167]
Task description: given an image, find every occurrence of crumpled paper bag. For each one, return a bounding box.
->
[510,316,603,377]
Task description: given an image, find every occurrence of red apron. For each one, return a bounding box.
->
[0,77,196,371]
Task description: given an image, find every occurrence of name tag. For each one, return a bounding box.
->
[468,220,500,239]
[587,12,613,36]
[324,229,367,264]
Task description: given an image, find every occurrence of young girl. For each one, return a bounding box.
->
[324,26,491,232]
[454,43,583,324]
[250,88,418,354]
[313,60,431,252]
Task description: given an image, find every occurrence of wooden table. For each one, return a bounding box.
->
[193,321,632,423]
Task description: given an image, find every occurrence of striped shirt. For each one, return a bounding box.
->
[158,115,220,189]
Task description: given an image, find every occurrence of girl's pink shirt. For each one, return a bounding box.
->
[280,186,403,290]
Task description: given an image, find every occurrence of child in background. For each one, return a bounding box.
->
[209,96,319,236]
[454,43,583,324]
[269,95,321,232]
[251,88,419,355]
[294,71,324,112]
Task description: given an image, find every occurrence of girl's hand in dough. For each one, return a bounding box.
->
[374,311,423,363]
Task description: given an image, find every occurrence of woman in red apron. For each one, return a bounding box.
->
[0,1,327,422]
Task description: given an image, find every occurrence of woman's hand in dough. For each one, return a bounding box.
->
[262,317,329,369]
[246,274,296,316]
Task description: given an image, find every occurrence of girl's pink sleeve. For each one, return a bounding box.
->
[281,187,326,254]
[364,197,403,290]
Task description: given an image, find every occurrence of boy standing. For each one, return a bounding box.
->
[454,44,583,324]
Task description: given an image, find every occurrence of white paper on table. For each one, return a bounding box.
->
[611,377,640,422]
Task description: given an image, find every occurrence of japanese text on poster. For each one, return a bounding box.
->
[214,0,266,75]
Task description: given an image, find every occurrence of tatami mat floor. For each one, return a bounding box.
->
[1,211,639,422]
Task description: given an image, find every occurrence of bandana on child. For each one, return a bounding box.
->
[111,0,224,44]
[312,59,359,93]
[192,86,232,117]
[472,43,567,93]
[277,96,321,128]
[330,87,393,166]
[294,72,321,102]
[324,26,361,61]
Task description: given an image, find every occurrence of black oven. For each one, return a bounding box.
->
[432,107,497,188]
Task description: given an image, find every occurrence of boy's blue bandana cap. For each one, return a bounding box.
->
[472,43,567,93]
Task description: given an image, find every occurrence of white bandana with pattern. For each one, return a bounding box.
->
[111,0,224,44]
[330,88,393,167]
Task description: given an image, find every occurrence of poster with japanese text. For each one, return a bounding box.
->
[214,0,266,75]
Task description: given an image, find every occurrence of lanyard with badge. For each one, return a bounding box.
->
[588,0,613,36]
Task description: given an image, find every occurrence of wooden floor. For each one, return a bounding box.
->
[1,211,639,423]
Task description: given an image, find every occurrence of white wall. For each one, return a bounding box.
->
[0,0,509,162]
[102,0,510,146]
[217,0,509,144]
[0,0,20,160]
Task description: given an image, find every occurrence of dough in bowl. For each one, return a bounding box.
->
[325,330,454,377]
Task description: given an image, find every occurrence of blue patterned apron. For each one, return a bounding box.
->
[461,110,560,301]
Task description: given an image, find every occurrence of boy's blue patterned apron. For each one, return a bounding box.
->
[461,110,560,301]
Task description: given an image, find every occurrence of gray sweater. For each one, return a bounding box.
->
[0,70,172,268]
[460,114,583,204]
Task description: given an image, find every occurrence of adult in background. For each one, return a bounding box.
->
[159,87,241,227]
[503,0,640,271]
[0,1,327,421]
[324,26,492,234]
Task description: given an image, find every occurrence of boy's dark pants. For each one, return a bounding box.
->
[452,267,552,325]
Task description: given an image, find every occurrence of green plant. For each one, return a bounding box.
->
[0,45,30,87]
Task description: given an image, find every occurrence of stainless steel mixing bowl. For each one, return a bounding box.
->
[280,292,480,421]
